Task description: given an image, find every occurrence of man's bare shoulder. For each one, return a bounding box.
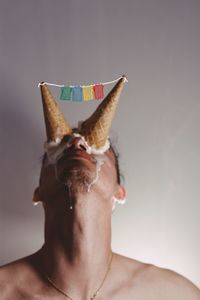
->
[142,262,200,299]
[0,254,44,300]
[0,255,33,277]
[0,256,29,297]
[114,253,200,300]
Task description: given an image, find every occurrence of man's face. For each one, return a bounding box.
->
[38,134,120,208]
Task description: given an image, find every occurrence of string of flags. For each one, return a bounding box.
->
[60,83,104,101]
[38,76,128,102]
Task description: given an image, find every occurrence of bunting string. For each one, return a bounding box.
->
[38,76,128,102]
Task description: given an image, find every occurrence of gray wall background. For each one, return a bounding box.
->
[0,0,200,287]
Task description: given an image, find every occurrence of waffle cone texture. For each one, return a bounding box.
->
[80,76,126,148]
[40,83,72,142]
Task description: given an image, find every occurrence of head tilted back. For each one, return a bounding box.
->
[40,76,126,148]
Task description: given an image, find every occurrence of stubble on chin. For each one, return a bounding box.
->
[63,165,94,195]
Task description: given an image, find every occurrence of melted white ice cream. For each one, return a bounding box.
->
[44,133,110,164]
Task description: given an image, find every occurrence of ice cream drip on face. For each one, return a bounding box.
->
[44,133,110,192]
[86,154,105,192]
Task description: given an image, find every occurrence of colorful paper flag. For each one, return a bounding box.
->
[72,86,83,102]
[93,84,104,100]
[60,86,72,100]
[82,85,94,101]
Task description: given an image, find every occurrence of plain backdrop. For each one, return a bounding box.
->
[0,0,200,288]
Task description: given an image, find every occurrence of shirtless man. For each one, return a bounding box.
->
[0,77,200,299]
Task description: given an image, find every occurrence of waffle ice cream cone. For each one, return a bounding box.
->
[40,83,72,142]
[80,76,126,149]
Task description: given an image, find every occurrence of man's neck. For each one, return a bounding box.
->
[39,194,113,299]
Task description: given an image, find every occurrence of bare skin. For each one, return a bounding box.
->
[0,136,200,300]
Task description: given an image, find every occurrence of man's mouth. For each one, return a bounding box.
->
[64,149,97,163]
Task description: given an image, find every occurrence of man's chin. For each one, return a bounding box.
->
[57,157,97,194]
[64,167,94,194]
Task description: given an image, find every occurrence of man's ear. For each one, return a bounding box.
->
[114,185,126,203]
[32,187,42,205]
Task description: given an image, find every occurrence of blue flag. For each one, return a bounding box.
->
[72,86,83,102]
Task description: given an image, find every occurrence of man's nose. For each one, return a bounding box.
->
[68,137,87,151]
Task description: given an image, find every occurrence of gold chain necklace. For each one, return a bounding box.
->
[45,252,113,300]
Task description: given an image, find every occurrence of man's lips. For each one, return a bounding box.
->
[64,150,96,163]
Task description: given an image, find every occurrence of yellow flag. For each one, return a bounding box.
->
[83,85,94,101]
